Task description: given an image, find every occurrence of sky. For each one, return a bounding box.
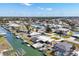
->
[0,3,79,16]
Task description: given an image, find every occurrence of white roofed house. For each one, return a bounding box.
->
[30,32,41,36]
[32,43,44,49]
[30,34,53,44]
[8,23,20,31]
[9,23,20,27]
[31,35,54,51]
[37,35,54,42]
[58,28,69,32]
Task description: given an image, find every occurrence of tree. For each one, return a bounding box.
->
[25,24,31,34]
[45,25,52,33]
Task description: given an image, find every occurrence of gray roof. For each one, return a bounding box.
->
[54,42,73,52]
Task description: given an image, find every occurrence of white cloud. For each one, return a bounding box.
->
[38,7,53,11]
[38,7,44,10]
[23,3,32,6]
[46,8,53,11]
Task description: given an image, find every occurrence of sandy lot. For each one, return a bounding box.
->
[0,36,10,52]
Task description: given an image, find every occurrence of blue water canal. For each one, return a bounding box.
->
[0,26,43,56]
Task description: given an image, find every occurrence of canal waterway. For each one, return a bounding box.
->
[0,26,43,56]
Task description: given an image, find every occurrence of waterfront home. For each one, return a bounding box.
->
[30,36,38,43]
[32,43,44,48]
[53,42,76,56]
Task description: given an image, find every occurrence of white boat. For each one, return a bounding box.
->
[16,35,21,39]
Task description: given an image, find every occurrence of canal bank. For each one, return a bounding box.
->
[0,26,44,56]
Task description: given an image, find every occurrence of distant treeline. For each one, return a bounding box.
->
[0,16,79,21]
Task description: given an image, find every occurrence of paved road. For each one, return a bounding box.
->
[0,26,43,56]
